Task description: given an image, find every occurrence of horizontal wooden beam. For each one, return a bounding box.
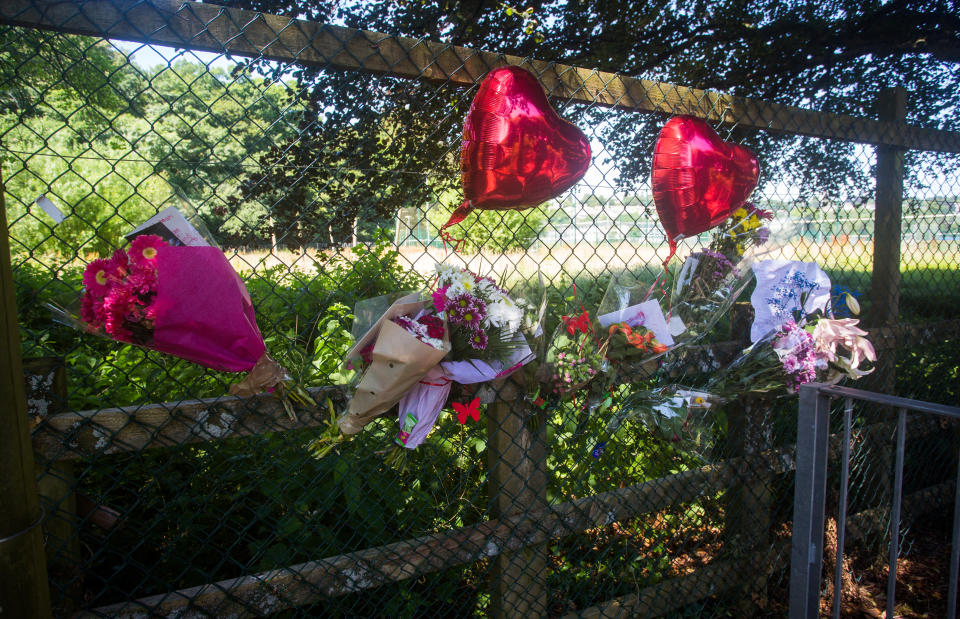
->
[568,542,790,619]
[85,455,760,616]
[846,479,955,543]
[77,413,947,616]
[32,385,349,461]
[3,0,959,152]
[84,434,945,617]
[34,319,957,461]
[867,318,960,351]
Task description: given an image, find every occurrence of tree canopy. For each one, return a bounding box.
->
[221,0,958,215]
[3,1,957,254]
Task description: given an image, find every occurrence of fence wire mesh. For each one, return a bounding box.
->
[2,1,959,617]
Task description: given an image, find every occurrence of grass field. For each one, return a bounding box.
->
[225,238,960,318]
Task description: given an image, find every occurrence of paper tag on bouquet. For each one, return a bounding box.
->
[344,292,423,363]
[597,299,675,346]
[675,255,700,295]
[125,205,210,247]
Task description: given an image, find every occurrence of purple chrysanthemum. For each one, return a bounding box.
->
[448,294,487,330]
[468,329,488,351]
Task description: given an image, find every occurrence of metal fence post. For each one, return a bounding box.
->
[789,385,832,619]
[487,377,548,619]
[0,173,53,617]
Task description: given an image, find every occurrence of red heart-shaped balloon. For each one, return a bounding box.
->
[441,67,591,230]
[651,116,760,264]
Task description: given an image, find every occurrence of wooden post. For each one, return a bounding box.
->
[486,377,548,619]
[0,173,53,617]
[868,87,907,521]
[725,394,774,612]
[24,357,81,607]
[870,86,907,393]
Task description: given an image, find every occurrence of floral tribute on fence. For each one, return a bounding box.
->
[45,111,878,465]
[333,263,538,457]
[615,256,876,459]
[53,206,314,419]
[522,192,877,462]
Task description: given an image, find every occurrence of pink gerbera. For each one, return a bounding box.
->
[111,248,129,272]
[126,267,158,297]
[129,235,166,268]
[82,258,115,297]
[80,294,106,327]
[102,284,136,340]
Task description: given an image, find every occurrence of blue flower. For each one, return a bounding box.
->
[830,285,861,318]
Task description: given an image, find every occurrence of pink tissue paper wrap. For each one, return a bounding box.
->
[395,338,534,449]
[151,245,266,373]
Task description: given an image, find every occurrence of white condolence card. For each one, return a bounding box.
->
[125,206,209,247]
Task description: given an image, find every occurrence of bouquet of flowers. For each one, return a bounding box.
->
[337,294,452,436]
[53,206,312,416]
[542,309,607,397]
[716,259,876,394]
[616,386,723,458]
[609,259,875,461]
[338,265,536,450]
[596,274,676,364]
[668,203,775,343]
[392,264,535,448]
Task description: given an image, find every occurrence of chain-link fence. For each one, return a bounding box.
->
[2,1,959,617]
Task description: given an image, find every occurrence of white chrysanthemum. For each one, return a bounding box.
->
[435,263,460,286]
[486,296,523,331]
[476,278,500,300]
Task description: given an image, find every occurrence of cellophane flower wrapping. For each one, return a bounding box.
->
[667,203,780,344]
[391,264,536,449]
[59,209,285,394]
[542,314,606,398]
[597,274,676,364]
[706,259,876,398]
[339,298,452,435]
[615,386,724,461]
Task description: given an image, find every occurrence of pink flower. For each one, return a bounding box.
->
[129,235,166,268]
[102,284,136,340]
[126,268,158,297]
[80,294,105,327]
[432,285,450,312]
[813,318,877,381]
[111,248,129,272]
[358,342,375,364]
[82,258,115,297]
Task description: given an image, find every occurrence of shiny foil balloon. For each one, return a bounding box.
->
[651,116,760,264]
[441,66,592,230]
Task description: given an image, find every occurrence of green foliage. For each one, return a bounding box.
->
[427,203,549,252]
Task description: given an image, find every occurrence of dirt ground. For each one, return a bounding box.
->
[820,511,955,618]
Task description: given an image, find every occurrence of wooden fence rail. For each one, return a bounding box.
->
[31,319,959,462]
[80,421,950,618]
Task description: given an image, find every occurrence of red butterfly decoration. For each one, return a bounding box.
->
[561,311,592,336]
[453,397,482,424]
